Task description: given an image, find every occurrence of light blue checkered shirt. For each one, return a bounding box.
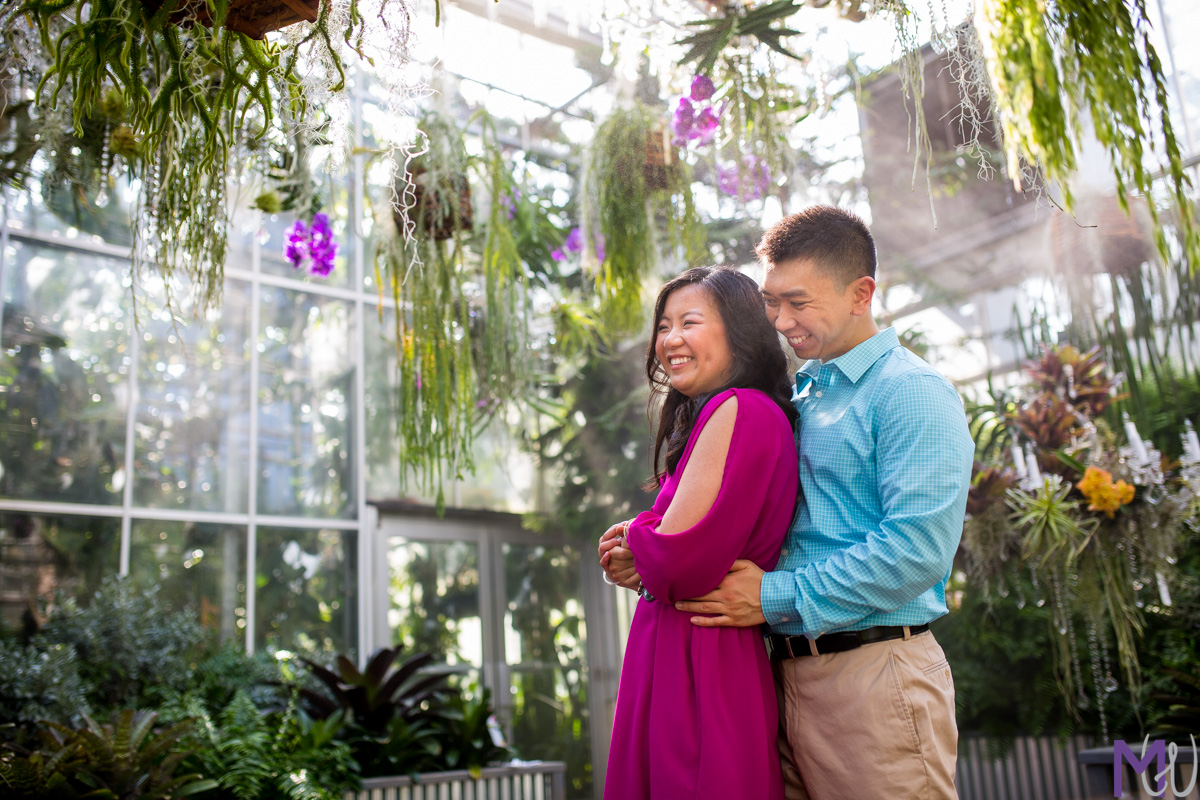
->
[760,327,973,638]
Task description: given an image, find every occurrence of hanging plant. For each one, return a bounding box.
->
[941,0,1198,270]
[669,3,818,210]
[675,0,804,72]
[373,109,570,507]
[0,0,426,310]
[581,102,703,332]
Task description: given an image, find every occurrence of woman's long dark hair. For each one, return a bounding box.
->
[646,266,795,487]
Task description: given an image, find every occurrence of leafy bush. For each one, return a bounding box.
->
[34,577,206,712]
[0,709,216,799]
[167,644,288,717]
[0,639,90,732]
[1,584,512,791]
[295,645,510,778]
[170,690,357,800]
[297,645,452,777]
[439,688,510,775]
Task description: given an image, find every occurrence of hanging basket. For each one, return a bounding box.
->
[643,125,676,191]
[392,167,474,241]
[141,0,320,40]
[223,0,320,39]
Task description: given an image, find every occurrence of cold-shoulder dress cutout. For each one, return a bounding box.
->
[604,387,798,800]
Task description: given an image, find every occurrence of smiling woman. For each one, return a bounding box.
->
[598,265,799,800]
[653,284,734,399]
[644,267,796,488]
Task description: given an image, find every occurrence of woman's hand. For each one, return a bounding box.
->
[598,521,642,591]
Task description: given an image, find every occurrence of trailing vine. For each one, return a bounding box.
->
[374,109,563,506]
[974,0,1200,268]
[2,0,313,308]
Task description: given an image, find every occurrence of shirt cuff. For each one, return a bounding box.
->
[761,570,801,627]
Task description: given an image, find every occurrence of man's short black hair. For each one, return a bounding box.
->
[755,205,877,288]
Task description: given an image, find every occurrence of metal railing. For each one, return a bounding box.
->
[345,762,567,800]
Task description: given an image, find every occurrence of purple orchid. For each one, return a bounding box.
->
[503,187,521,220]
[672,98,696,144]
[693,107,720,145]
[284,219,310,269]
[672,81,724,147]
[716,156,773,200]
[552,227,605,263]
[283,212,338,277]
[308,212,339,277]
[553,227,584,261]
[563,227,584,254]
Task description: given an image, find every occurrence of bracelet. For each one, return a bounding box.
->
[601,568,620,587]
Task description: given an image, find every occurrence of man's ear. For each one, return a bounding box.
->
[849,276,876,316]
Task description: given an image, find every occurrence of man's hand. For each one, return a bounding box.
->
[598,521,641,591]
[675,560,766,627]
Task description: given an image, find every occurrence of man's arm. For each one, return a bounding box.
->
[673,559,765,626]
[679,372,973,632]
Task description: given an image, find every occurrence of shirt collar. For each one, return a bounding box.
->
[796,328,900,385]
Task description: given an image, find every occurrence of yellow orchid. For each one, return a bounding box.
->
[1076,466,1135,518]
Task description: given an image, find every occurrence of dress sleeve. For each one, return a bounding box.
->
[626,390,789,603]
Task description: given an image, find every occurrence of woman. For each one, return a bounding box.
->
[598,266,798,800]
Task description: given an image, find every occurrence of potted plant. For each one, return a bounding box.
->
[392,112,474,242]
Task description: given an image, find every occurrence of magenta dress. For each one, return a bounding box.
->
[605,387,798,800]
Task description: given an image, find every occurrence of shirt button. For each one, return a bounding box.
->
[780,548,788,556]
[815,391,823,398]
[780,616,790,622]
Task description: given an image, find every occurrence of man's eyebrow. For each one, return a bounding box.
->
[762,288,810,299]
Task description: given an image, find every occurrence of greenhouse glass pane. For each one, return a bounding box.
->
[0,241,129,505]
[386,539,481,667]
[129,519,247,643]
[254,526,357,657]
[363,305,402,501]
[3,176,135,246]
[257,287,355,518]
[133,280,252,512]
[502,542,591,798]
[0,513,119,630]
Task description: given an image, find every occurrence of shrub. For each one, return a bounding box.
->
[0,709,216,799]
[35,577,206,712]
[170,690,358,800]
[0,639,89,733]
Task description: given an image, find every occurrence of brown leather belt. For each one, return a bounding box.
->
[764,623,930,659]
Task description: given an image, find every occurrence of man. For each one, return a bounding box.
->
[602,206,973,799]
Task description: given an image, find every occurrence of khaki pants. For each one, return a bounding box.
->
[773,630,959,800]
